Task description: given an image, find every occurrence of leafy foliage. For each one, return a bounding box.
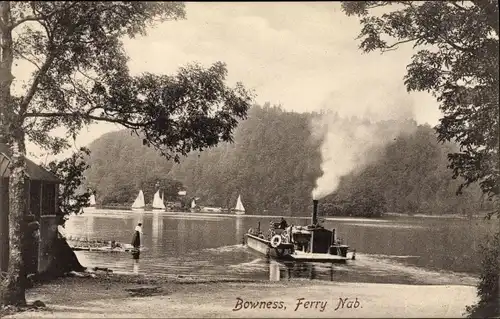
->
[43,147,91,217]
[341,2,499,317]
[0,1,253,306]
[341,1,499,202]
[465,231,499,318]
[5,2,253,161]
[323,187,387,218]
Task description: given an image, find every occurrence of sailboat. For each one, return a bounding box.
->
[152,190,166,211]
[131,190,145,211]
[234,194,245,215]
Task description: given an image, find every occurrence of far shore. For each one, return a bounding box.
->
[383,212,497,220]
[3,273,477,318]
[82,206,495,222]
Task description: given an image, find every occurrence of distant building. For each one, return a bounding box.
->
[0,143,61,275]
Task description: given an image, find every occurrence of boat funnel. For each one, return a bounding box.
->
[312,199,318,225]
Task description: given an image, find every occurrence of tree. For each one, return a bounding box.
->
[0,2,253,306]
[341,1,499,317]
[341,0,499,202]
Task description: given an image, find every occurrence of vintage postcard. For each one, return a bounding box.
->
[0,1,498,318]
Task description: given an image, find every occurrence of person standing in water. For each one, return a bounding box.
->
[131,223,143,273]
[131,223,143,248]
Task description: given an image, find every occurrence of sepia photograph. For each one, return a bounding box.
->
[0,1,499,318]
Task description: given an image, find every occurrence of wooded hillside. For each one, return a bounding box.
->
[85,104,490,217]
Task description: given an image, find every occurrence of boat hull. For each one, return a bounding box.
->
[245,234,294,259]
[234,210,245,215]
[245,234,351,263]
[131,208,145,211]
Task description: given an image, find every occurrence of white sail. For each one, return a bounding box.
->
[152,190,165,210]
[191,199,196,208]
[89,194,96,206]
[234,195,245,212]
[131,190,145,209]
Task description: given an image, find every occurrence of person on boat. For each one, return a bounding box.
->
[279,217,288,229]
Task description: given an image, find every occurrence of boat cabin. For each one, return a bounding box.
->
[287,225,347,256]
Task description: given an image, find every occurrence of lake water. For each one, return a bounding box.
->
[65,210,498,286]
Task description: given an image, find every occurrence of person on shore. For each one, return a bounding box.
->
[22,214,40,287]
[57,217,68,240]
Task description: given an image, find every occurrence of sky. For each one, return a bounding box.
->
[19,2,442,164]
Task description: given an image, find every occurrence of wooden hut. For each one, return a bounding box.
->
[0,143,61,275]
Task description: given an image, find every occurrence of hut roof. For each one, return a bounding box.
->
[0,143,60,183]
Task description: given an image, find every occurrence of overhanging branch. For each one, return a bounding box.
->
[381,38,418,52]
[471,0,499,36]
[24,111,146,130]
[19,53,57,116]
[10,2,79,31]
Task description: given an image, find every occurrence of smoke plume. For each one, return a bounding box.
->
[311,90,417,200]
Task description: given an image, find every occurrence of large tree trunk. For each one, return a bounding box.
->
[0,2,13,143]
[3,138,28,306]
[0,1,27,307]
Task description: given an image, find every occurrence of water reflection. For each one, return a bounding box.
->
[177,218,187,254]
[132,212,144,226]
[269,259,280,281]
[235,216,244,244]
[152,212,163,253]
[85,215,95,240]
[133,259,139,274]
[266,260,337,282]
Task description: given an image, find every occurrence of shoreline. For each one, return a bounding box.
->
[3,273,477,318]
[81,207,496,221]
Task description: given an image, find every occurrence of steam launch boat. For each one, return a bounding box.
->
[245,200,356,263]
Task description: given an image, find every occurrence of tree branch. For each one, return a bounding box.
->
[471,0,499,36]
[18,53,57,116]
[10,2,79,31]
[12,47,41,70]
[24,111,145,129]
[438,34,474,53]
[381,38,418,52]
